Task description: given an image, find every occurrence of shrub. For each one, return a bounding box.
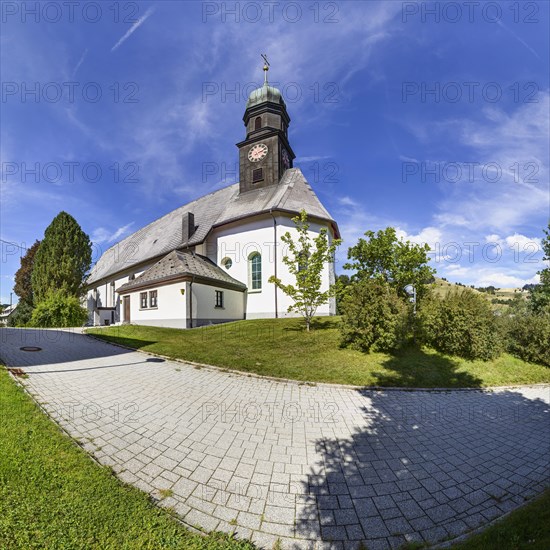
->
[7,301,34,327]
[506,308,550,367]
[418,288,501,360]
[340,279,409,353]
[29,293,88,328]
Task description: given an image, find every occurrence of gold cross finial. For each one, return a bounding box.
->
[261,53,269,84]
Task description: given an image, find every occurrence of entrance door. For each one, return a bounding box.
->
[123,296,131,323]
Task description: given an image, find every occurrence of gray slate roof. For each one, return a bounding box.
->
[88,168,337,285]
[117,250,247,293]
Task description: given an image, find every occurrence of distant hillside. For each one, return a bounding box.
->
[430,278,526,305]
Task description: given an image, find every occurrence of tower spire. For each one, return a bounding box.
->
[261,53,270,85]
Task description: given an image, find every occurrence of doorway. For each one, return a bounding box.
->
[123,296,130,323]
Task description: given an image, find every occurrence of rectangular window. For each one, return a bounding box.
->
[215,290,224,308]
[149,290,158,308]
[252,168,263,183]
[140,292,148,309]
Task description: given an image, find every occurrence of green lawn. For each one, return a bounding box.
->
[87,317,550,388]
[0,367,255,550]
[451,488,550,550]
[1,361,549,550]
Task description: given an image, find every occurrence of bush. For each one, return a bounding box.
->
[418,288,501,360]
[340,279,409,353]
[29,293,88,328]
[7,300,34,327]
[506,308,550,366]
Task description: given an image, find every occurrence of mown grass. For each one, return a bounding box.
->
[87,317,550,388]
[451,488,550,550]
[1,357,548,550]
[0,366,255,550]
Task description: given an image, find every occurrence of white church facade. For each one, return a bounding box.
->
[86,66,340,328]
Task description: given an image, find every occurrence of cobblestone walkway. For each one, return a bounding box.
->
[1,328,549,549]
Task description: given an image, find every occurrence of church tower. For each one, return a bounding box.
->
[237,57,296,194]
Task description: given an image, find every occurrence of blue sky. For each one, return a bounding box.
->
[1,0,549,304]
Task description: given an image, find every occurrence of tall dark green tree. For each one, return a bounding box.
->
[14,240,41,306]
[528,222,550,313]
[32,212,92,303]
[344,227,435,299]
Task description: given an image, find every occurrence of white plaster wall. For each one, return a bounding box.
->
[191,283,245,327]
[86,263,152,326]
[209,214,336,319]
[120,281,188,328]
[87,211,337,326]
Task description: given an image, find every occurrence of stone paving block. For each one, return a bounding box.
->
[396,499,424,520]
[481,505,501,521]
[263,505,295,524]
[172,477,198,498]
[333,508,359,526]
[237,511,262,530]
[319,510,336,526]
[360,516,390,538]
[189,466,214,484]
[462,513,485,529]
[5,329,549,550]
[345,524,364,541]
[385,517,412,536]
[185,508,219,532]
[320,525,347,541]
[348,485,376,498]
[421,525,448,543]
[444,519,468,536]
[465,489,490,506]
[372,495,395,510]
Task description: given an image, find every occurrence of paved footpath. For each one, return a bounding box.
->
[1,328,549,549]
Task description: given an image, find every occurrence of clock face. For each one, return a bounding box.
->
[248,143,268,162]
[281,148,290,169]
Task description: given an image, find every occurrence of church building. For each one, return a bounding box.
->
[86,62,340,328]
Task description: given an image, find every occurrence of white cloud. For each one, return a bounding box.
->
[395,226,443,250]
[420,92,549,235]
[504,233,541,250]
[92,222,134,244]
[111,7,155,52]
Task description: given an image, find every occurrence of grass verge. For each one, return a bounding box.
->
[451,488,550,550]
[1,362,548,549]
[0,366,255,549]
[88,317,550,388]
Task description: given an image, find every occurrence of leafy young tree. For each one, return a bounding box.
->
[528,222,550,313]
[14,240,41,306]
[344,227,435,299]
[32,212,92,304]
[269,210,341,331]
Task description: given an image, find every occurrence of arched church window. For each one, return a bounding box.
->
[254,116,262,130]
[248,252,262,290]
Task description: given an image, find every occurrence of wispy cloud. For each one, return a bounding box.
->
[92,223,135,244]
[72,48,88,77]
[111,7,155,52]
[496,20,540,60]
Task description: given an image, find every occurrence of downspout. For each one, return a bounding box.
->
[269,209,278,318]
[189,275,195,328]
